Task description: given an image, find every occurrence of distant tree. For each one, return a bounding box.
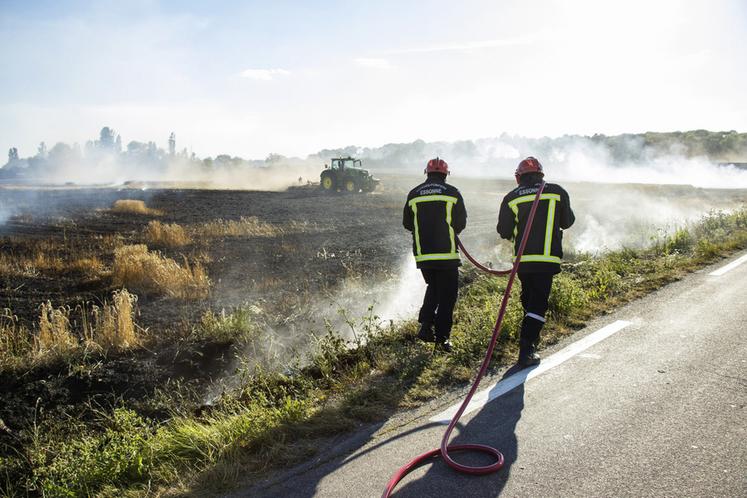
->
[37,141,48,158]
[8,147,19,163]
[168,132,176,156]
[48,142,77,164]
[265,153,285,164]
[214,154,232,165]
[127,141,148,157]
[98,127,116,149]
[115,134,122,153]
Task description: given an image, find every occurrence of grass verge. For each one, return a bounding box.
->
[2,208,746,497]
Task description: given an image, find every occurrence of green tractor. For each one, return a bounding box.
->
[320,157,379,193]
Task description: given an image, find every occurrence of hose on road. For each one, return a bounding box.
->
[382,181,546,497]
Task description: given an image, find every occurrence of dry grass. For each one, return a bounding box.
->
[111,199,162,216]
[145,221,192,247]
[112,244,210,299]
[86,289,139,350]
[69,257,106,276]
[0,310,33,367]
[192,216,282,238]
[0,237,107,279]
[1,290,141,369]
[37,302,78,355]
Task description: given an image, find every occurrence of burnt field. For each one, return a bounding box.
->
[1,185,406,329]
[0,180,415,446]
[1,174,746,495]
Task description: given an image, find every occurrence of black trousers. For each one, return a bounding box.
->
[517,272,554,352]
[418,267,459,341]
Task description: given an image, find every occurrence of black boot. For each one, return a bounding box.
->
[517,316,543,368]
[417,322,435,343]
[434,337,453,353]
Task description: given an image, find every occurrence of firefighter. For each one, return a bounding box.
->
[497,157,575,367]
[403,157,467,352]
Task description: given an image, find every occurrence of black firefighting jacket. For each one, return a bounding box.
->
[403,176,467,269]
[497,181,575,274]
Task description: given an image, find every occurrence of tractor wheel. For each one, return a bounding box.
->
[344,179,358,193]
[321,173,335,191]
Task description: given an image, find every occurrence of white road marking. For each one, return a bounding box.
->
[709,254,747,276]
[430,320,633,424]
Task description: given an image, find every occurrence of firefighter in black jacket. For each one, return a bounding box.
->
[403,158,467,352]
[497,157,575,367]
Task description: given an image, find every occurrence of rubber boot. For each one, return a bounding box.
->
[417,322,435,343]
[518,315,543,367]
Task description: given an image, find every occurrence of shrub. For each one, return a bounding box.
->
[36,409,151,496]
[112,245,210,299]
[145,221,191,247]
[548,273,589,317]
[111,199,162,216]
[663,227,694,255]
[196,307,260,343]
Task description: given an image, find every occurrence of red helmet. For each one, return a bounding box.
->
[425,157,449,175]
[515,156,544,183]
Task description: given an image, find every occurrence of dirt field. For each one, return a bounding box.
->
[1,175,745,457]
[2,174,745,333]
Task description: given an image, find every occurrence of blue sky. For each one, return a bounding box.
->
[1,0,746,158]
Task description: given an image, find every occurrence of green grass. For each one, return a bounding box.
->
[2,208,746,497]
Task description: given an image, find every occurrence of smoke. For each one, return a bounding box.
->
[545,139,747,189]
[35,154,320,192]
[318,133,747,189]
[374,256,424,323]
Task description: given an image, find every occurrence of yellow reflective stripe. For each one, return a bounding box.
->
[409,194,459,261]
[446,201,455,254]
[507,193,561,210]
[544,198,557,257]
[411,202,422,256]
[519,254,561,264]
[408,194,459,206]
[509,202,519,240]
[415,253,460,262]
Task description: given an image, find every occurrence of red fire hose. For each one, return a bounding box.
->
[382,181,546,497]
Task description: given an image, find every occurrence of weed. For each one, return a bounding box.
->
[195,307,260,343]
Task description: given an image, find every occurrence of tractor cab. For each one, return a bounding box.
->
[329,157,362,171]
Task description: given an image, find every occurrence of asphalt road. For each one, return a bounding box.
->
[235,251,747,498]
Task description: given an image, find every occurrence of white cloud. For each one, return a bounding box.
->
[239,68,291,80]
[354,57,392,69]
